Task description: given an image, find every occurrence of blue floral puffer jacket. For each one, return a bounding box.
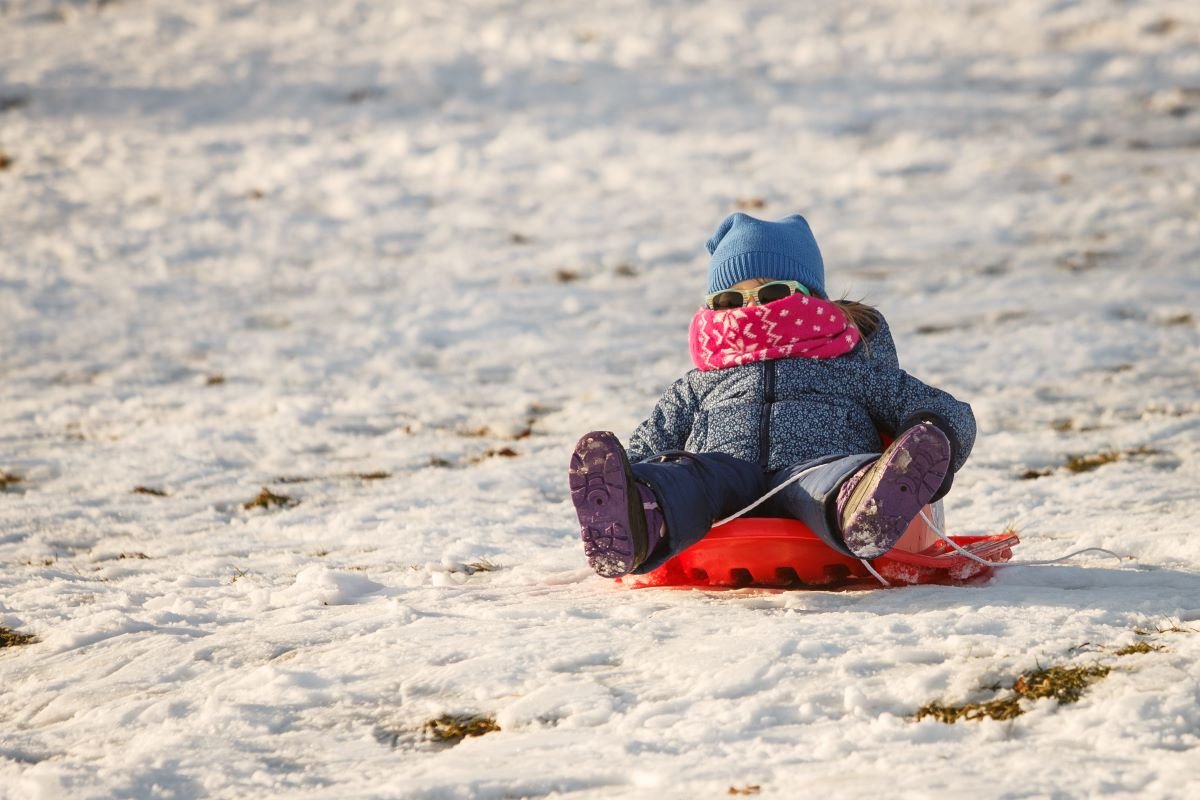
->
[626,314,976,476]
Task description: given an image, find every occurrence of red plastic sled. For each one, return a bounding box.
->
[618,510,1019,589]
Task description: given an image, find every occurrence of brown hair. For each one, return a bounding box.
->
[833,299,880,338]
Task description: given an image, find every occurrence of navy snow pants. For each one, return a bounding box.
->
[630,451,876,573]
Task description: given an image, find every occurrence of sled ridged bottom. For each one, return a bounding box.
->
[618,514,1019,589]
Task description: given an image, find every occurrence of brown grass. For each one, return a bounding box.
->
[1134,621,1197,636]
[1023,447,1162,479]
[422,714,500,744]
[352,470,391,481]
[916,664,1111,724]
[243,488,297,510]
[1063,451,1121,473]
[0,471,22,490]
[1018,467,1055,480]
[1,626,39,648]
[735,196,767,210]
[1115,642,1164,656]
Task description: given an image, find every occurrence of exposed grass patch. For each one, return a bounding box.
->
[554,268,580,283]
[914,322,960,335]
[1,471,23,490]
[344,87,384,104]
[1134,621,1197,636]
[916,663,1111,724]
[1018,467,1054,480]
[242,488,297,510]
[1021,447,1162,479]
[916,697,1023,724]
[1056,250,1118,273]
[118,552,150,560]
[1064,450,1121,473]
[422,714,500,744]
[460,425,533,440]
[1144,17,1179,35]
[727,785,761,796]
[1014,664,1110,704]
[1050,418,1102,433]
[735,196,766,210]
[272,471,391,483]
[131,486,168,496]
[274,475,315,484]
[1115,642,1165,656]
[462,559,500,574]
[1066,447,1160,473]
[0,150,12,171]
[351,470,391,481]
[0,94,30,113]
[205,373,226,385]
[1,626,39,648]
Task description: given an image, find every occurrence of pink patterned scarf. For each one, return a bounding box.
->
[689,292,861,371]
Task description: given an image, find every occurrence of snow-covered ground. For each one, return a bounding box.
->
[2,0,1199,797]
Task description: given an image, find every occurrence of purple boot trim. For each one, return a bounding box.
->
[569,431,649,577]
[837,423,951,559]
[636,482,666,559]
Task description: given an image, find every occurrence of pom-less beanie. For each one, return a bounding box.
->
[705,213,827,298]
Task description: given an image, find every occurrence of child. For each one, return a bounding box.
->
[569,212,976,578]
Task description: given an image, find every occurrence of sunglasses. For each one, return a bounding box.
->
[704,280,811,310]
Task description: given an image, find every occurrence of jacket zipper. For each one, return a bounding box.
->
[759,360,775,468]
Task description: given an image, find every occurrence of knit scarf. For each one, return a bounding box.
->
[688,292,861,371]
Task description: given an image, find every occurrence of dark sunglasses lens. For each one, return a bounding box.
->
[712,291,744,309]
[757,283,793,304]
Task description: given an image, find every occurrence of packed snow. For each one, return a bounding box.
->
[2,0,1199,797]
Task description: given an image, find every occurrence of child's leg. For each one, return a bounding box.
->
[629,450,764,574]
[570,432,657,578]
[570,431,765,577]
[763,454,877,557]
[837,424,950,558]
[767,424,951,559]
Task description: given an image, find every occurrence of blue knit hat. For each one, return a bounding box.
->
[705,213,826,298]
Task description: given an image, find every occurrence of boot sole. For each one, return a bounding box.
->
[569,431,648,577]
[842,425,951,559]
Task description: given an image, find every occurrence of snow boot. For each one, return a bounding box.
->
[836,423,951,559]
[569,431,664,577]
